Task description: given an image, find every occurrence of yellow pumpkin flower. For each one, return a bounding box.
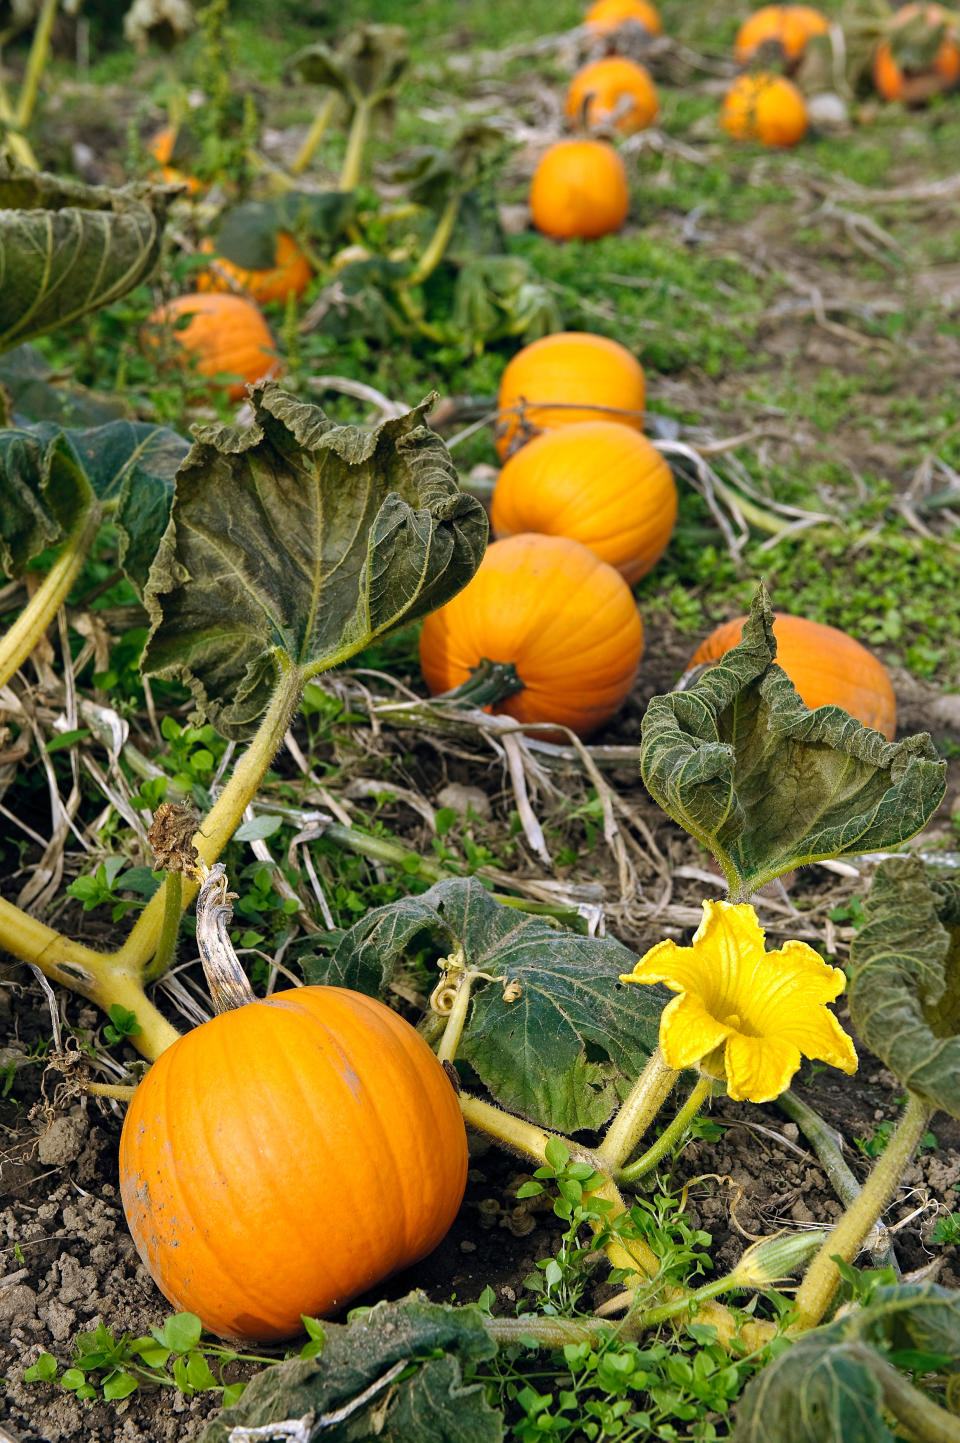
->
[620,901,857,1103]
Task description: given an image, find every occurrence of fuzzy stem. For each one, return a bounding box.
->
[0,503,102,690]
[485,1315,634,1348]
[406,193,461,288]
[291,93,336,175]
[15,0,57,131]
[596,1049,680,1171]
[617,1077,715,1185]
[852,1343,960,1443]
[339,101,370,191]
[790,1092,933,1332]
[143,872,182,985]
[635,1271,744,1327]
[86,1082,138,1100]
[458,1092,557,1166]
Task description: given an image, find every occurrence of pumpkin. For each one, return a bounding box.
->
[419,533,644,738]
[565,57,660,134]
[120,985,468,1342]
[198,231,314,305]
[529,138,629,242]
[496,331,645,460]
[148,125,203,195]
[734,6,830,69]
[686,612,897,739]
[584,0,663,35]
[490,420,677,585]
[873,3,960,103]
[142,293,278,401]
[720,72,808,146]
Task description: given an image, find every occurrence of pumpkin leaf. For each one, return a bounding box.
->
[0,344,130,427]
[734,1282,960,1443]
[394,122,510,212]
[308,877,664,1133]
[0,160,171,353]
[199,1292,500,1443]
[640,585,946,898]
[215,193,355,270]
[288,24,409,111]
[848,855,960,1117]
[142,383,487,739]
[451,256,563,348]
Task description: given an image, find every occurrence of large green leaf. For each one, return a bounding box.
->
[0,344,130,427]
[848,855,960,1116]
[307,878,664,1134]
[288,24,409,109]
[214,193,355,270]
[0,161,171,352]
[640,587,946,898]
[0,418,190,596]
[734,1283,960,1442]
[142,383,487,739]
[200,1292,500,1443]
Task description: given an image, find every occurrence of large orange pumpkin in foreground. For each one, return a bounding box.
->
[529,138,629,241]
[142,293,278,401]
[496,331,646,459]
[721,72,808,146]
[419,533,644,737]
[566,56,660,134]
[120,986,468,1342]
[686,612,897,739]
[584,0,662,35]
[734,6,830,69]
[490,420,677,585]
[198,231,313,305]
[873,3,960,103]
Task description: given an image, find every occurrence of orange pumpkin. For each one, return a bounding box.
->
[686,612,897,739]
[565,57,660,133]
[198,231,314,306]
[496,331,645,459]
[142,293,278,401]
[148,125,203,195]
[419,533,644,737]
[120,986,468,1342]
[734,6,830,68]
[873,3,960,103]
[490,421,676,585]
[529,139,629,241]
[584,0,663,35]
[721,72,808,146]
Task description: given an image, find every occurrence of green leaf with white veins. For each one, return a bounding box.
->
[142,383,487,740]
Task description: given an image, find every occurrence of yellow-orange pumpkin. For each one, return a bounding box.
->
[584,0,663,35]
[148,125,203,195]
[873,3,960,103]
[686,612,897,739]
[142,293,278,401]
[419,533,644,737]
[120,986,468,1342]
[565,57,660,134]
[198,231,314,306]
[490,420,676,585]
[529,139,629,241]
[721,71,808,146]
[734,6,830,68]
[496,331,646,459]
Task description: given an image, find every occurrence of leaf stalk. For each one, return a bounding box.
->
[596,1048,679,1171]
[617,1076,716,1185]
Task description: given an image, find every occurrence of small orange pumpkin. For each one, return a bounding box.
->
[529,138,630,241]
[419,533,644,738]
[490,420,676,585]
[721,71,808,146]
[565,57,660,133]
[584,0,663,35]
[120,986,468,1342]
[873,3,960,103]
[198,231,314,305]
[734,6,830,69]
[148,125,203,195]
[686,612,897,739]
[142,293,278,401]
[496,331,645,459]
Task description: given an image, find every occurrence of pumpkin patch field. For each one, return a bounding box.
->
[3,1,960,1439]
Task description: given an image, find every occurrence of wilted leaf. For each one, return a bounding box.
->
[142,384,487,739]
[288,24,409,109]
[734,1283,960,1443]
[199,1292,500,1443]
[395,123,510,212]
[451,256,563,349]
[0,344,130,427]
[0,160,172,352]
[308,877,664,1133]
[849,855,960,1116]
[640,587,946,898]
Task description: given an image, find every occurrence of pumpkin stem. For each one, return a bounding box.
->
[595,1047,680,1171]
[616,1075,717,1185]
[195,864,257,1014]
[431,657,525,710]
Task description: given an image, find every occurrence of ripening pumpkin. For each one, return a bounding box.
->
[148,125,203,195]
[734,6,830,69]
[490,421,677,585]
[584,0,663,35]
[565,57,660,134]
[142,293,278,401]
[686,613,897,739]
[721,71,808,146]
[120,985,468,1342]
[198,231,314,306]
[496,331,645,459]
[873,3,960,103]
[419,533,644,737]
[529,139,629,241]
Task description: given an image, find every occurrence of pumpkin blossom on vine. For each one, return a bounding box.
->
[620,901,857,1103]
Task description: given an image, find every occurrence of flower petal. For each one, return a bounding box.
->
[660,992,734,1071]
[777,1006,859,1074]
[724,1033,801,1103]
[620,937,707,997]
[761,939,848,1005]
